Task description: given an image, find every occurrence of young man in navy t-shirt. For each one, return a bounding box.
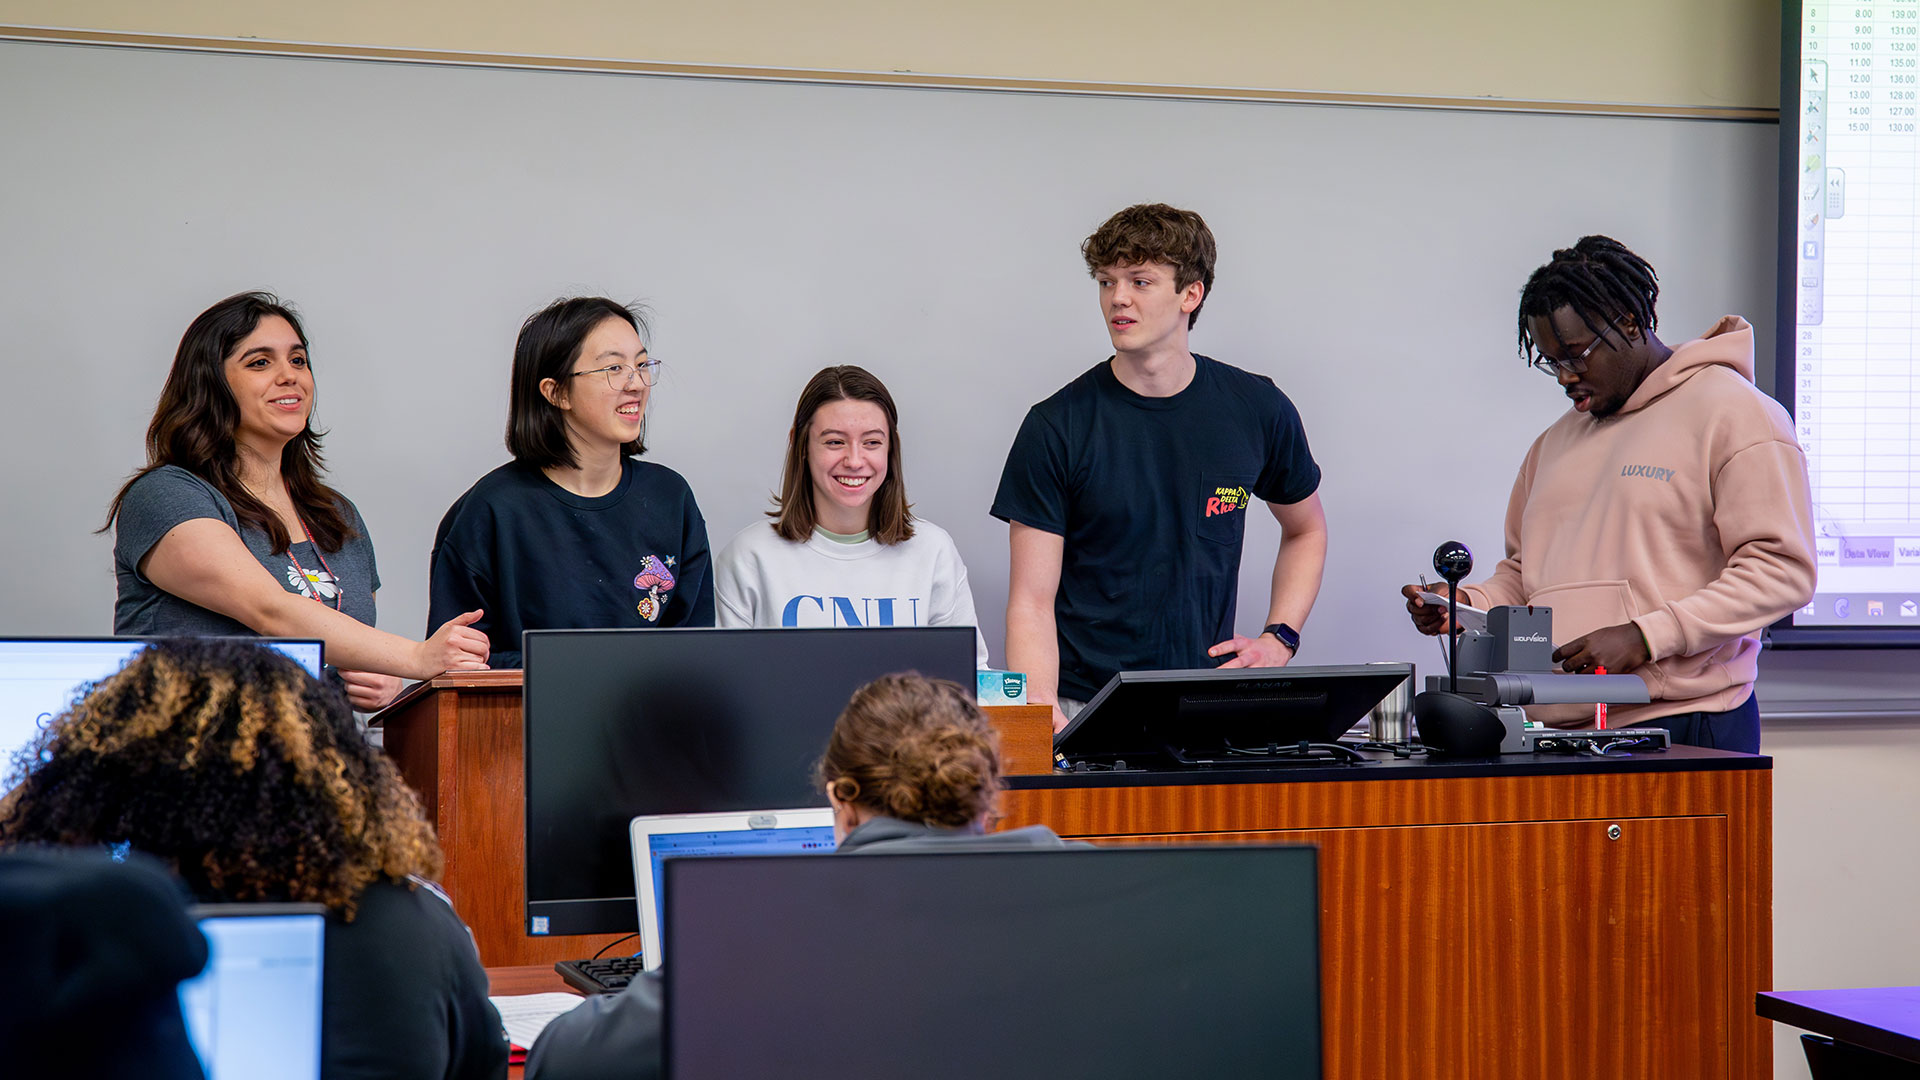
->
[991,203,1328,730]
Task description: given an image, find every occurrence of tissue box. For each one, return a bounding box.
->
[976,670,1028,706]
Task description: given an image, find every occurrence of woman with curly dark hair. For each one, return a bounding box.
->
[104,292,490,709]
[0,638,507,1080]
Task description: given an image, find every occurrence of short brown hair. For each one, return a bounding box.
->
[769,366,914,544]
[816,674,1000,829]
[0,639,441,920]
[1081,203,1217,329]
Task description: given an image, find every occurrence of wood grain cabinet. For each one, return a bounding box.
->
[998,761,1767,1079]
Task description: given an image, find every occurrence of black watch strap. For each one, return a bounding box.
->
[1262,622,1300,653]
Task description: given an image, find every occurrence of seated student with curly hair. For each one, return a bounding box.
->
[526,673,1073,1080]
[0,639,506,1080]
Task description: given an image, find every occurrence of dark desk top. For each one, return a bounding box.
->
[1758,987,1920,1064]
[1006,743,1768,790]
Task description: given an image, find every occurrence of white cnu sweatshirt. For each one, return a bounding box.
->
[714,520,991,669]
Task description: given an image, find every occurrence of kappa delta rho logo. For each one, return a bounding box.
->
[633,554,677,621]
[1205,485,1249,518]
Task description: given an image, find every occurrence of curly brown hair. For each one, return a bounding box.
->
[1081,203,1218,329]
[0,639,441,919]
[816,674,1000,830]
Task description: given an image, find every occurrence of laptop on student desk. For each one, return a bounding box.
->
[180,903,327,1080]
[631,808,836,971]
[558,808,837,993]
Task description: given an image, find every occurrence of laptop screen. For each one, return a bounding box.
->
[0,638,323,782]
[180,905,327,1080]
[632,809,835,969]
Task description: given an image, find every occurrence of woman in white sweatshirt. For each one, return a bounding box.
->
[713,366,989,667]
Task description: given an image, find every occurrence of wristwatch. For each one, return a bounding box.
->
[1262,622,1301,656]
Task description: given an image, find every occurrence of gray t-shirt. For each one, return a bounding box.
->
[113,465,381,636]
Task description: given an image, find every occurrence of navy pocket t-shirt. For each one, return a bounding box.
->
[990,355,1319,702]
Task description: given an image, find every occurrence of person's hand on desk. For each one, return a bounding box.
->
[1208,632,1295,669]
[1400,583,1458,636]
[1552,622,1651,675]
[1045,703,1070,734]
[338,670,405,711]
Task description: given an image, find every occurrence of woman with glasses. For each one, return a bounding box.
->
[104,292,490,709]
[430,297,713,667]
[712,365,989,667]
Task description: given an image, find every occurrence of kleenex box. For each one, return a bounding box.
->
[977,670,1028,706]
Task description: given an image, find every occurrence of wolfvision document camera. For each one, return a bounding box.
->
[1421,605,1661,753]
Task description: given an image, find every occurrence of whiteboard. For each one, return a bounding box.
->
[0,40,1778,676]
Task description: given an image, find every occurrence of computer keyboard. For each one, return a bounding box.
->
[555,954,645,995]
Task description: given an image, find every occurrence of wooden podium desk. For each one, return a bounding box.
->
[379,675,1768,1079]
[998,748,1772,1080]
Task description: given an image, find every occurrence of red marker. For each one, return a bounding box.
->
[1594,665,1608,729]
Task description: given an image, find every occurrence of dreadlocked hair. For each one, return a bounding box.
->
[0,638,441,920]
[1516,235,1660,361]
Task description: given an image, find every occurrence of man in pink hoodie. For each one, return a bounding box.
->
[1400,236,1816,752]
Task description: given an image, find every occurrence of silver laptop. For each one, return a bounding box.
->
[629,808,835,971]
[180,902,327,1080]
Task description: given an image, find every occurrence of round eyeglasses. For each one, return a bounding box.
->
[570,358,662,391]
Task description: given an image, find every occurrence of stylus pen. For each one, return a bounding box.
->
[1418,574,1450,671]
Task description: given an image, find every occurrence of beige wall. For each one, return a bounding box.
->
[0,0,1780,114]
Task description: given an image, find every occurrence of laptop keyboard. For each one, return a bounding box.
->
[555,955,645,995]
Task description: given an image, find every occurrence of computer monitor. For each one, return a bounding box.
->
[663,845,1322,1079]
[1055,662,1412,768]
[522,626,975,937]
[629,807,836,970]
[0,637,325,783]
[180,903,327,1080]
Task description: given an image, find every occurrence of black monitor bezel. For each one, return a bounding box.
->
[662,844,1323,1079]
[1054,662,1412,766]
[520,625,977,938]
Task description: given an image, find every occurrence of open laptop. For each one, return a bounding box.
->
[630,808,835,971]
[179,903,327,1080]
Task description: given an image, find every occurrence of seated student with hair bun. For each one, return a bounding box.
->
[820,673,1069,851]
[525,673,1074,1080]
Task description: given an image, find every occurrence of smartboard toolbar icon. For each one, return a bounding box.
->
[1868,599,1885,617]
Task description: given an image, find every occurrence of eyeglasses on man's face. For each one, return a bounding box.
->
[1529,326,1619,378]
[570,358,662,391]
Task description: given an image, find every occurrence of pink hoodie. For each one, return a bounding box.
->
[1461,316,1816,727]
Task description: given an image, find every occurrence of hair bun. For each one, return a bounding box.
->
[817,675,1001,830]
